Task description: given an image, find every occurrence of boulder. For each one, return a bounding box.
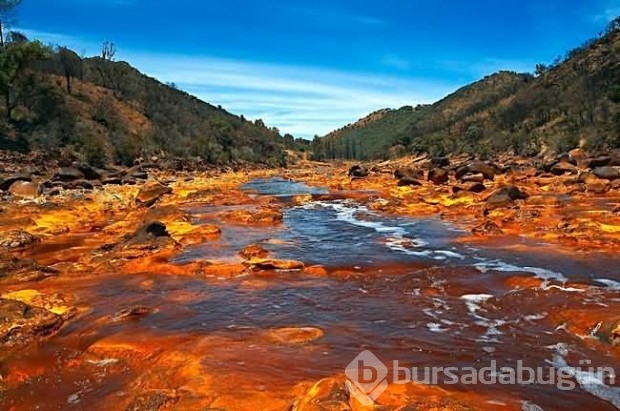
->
[586,156,612,168]
[397,176,422,187]
[430,157,450,168]
[0,173,31,191]
[76,164,103,181]
[486,186,528,208]
[135,182,172,207]
[549,161,577,176]
[455,161,496,181]
[569,148,586,162]
[8,181,42,198]
[133,221,170,240]
[240,244,269,260]
[577,172,599,184]
[592,166,620,181]
[61,180,94,190]
[220,208,283,224]
[0,230,40,250]
[56,167,85,182]
[394,167,423,180]
[428,167,449,185]
[250,259,304,270]
[462,182,486,193]
[586,180,610,194]
[461,173,485,184]
[111,305,154,322]
[347,165,369,178]
[127,165,148,180]
[0,298,63,348]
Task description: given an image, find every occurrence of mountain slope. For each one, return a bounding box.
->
[315,18,620,160]
[0,43,291,167]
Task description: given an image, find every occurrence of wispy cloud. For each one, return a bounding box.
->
[129,53,452,137]
[21,27,455,138]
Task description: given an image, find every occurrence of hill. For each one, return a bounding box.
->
[313,17,620,160]
[0,36,307,168]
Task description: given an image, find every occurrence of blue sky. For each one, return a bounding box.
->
[15,0,620,138]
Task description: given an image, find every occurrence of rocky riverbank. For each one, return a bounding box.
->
[1,150,620,410]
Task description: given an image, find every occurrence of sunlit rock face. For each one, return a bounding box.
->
[1,154,620,410]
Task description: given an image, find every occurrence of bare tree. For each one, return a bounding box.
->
[0,0,21,49]
[101,41,116,61]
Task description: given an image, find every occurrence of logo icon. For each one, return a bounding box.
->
[345,350,388,405]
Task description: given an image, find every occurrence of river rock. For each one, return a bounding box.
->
[587,180,610,194]
[76,164,103,181]
[267,327,324,344]
[135,182,172,207]
[112,305,154,322]
[8,181,42,197]
[221,208,283,224]
[240,243,269,259]
[250,259,304,270]
[133,221,170,240]
[430,157,450,168]
[549,161,577,176]
[486,186,528,208]
[56,167,85,182]
[397,176,422,187]
[348,165,369,178]
[0,298,63,348]
[456,161,496,181]
[428,167,449,185]
[592,166,620,181]
[394,167,423,180]
[0,230,40,249]
[586,156,612,168]
[0,173,32,191]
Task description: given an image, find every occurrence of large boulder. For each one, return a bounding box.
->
[585,156,612,168]
[8,181,42,198]
[394,167,423,180]
[486,186,528,208]
[0,298,63,348]
[455,161,496,181]
[430,157,450,168]
[428,168,449,185]
[76,164,103,181]
[549,161,577,176]
[56,167,85,182]
[0,173,32,191]
[348,165,369,178]
[135,182,172,207]
[592,166,620,181]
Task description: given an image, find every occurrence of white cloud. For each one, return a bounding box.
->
[19,27,457,138]
[126,52,453,137]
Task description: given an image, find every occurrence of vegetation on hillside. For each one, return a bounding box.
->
[0,1,311,167]
[314,17,620,160]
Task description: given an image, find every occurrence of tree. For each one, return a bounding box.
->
[0,0,21,50]
[101,41,116,61]
[57,46,82,94]
[0,39,50,120]
[535,63,548,76]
